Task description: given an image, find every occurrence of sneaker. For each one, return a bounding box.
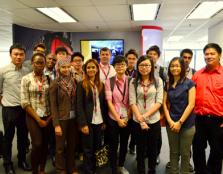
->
[118,167,129,174]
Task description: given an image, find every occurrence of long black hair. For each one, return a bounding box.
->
[168,57,186,85]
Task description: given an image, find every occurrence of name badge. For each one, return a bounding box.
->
[36,108,45,117]
[70,110,75,119]
[120,107,127,119]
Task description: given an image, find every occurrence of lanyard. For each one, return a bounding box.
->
[99,64,110,80]
[90,81,97,113]
[141,81,150,109]
[33,72,45,103]
[116,78,127,104]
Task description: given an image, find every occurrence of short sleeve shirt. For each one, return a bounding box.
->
[165,78,195,128]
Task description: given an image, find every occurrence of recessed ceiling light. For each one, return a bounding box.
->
[167,36,183,42]
[187,1,223,19]
[132,3,160,21]
[36,7,77,23]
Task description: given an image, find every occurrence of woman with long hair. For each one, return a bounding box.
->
[76,59,108,174]
[163,57,195,174]
[129,55,163,174]
[49,59,78,174]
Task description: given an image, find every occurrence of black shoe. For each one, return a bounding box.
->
[156,155,160,165]
[18,161,32,171]
[4,165,15,174]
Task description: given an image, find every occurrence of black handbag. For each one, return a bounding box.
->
[95,145,109,167]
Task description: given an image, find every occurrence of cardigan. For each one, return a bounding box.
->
[49,79,76,126]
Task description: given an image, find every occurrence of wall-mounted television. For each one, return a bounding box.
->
[80,39,124,63]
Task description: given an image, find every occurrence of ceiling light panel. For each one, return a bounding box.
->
[36,7,77,23]
[132,3,159,21]
[187,1,223,19]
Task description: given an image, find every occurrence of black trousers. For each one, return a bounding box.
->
[2,106,28,167]
[133,120,160,174]
[128,118,136,151]
[48,121,55,158]
[82,124,103,174]
[107,117,130,174]
[156,123,162,157]
[193,116,223,174]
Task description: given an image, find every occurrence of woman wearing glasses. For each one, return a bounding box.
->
[129,55,163,174]
[105,55,130,174]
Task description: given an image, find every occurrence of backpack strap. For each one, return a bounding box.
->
[46,75,51,85]
[159,66,165,82]
[109,76,116,92]
[192,68,196,75]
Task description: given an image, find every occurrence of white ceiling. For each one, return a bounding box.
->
[0,0,223,49]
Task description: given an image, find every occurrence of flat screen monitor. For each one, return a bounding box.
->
[80,39,124,63]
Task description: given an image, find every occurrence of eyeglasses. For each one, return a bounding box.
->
[138,64,151,68]
[115,63,126,67]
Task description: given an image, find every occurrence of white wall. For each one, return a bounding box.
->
[0,24,12,68]
[163,41,207,50]
[209,20,223,65]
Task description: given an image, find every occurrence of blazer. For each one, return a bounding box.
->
[76,81,108,128]
[49,79,76,126]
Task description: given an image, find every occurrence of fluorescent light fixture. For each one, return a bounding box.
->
[167,36,183,42]
[132,3,160,21]
[36,7,77,23]
[187,1,223,19]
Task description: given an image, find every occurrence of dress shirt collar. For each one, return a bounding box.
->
[202,64,222,74]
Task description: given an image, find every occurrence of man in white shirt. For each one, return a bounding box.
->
[0,43,31,174]
[99,47,116,82]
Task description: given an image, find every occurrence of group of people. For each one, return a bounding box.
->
[0,42,222,174]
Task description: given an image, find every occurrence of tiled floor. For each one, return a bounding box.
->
[0,124,171,174]
[0,107,221,174]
